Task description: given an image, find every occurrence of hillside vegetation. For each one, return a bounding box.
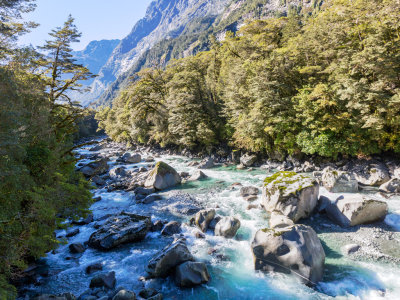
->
[97,0,400,159]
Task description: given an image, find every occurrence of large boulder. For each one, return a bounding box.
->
[89,271,116,289]
[326,194,388,227]
[189,170,207,181]
[112,290,136,300]
[352,162,390,186]
[147,238,194,278]
[88,213,151,250]
[175,262,210,287]
[269,211,294,229]
[80,159,109,177]
[214,217,241,238]
[109,166,128,179]
[240,154,257,167]
[198,157,214,169]
[251,225,325,285]
[144,162,181,190]
[379,178,400,193]
[240,186,259,198]
[194,209,216,232]
[321,167,358,193]
[161,221,181,236]
[118,152,141,164]
[262,172,319,222]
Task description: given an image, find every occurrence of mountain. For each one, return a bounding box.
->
[78,0,322,107]
[72,39,120,85]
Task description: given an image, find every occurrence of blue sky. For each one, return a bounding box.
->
[19,0,154,51]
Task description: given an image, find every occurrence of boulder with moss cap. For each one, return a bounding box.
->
[145,161,181,190]
[262,171,319,222]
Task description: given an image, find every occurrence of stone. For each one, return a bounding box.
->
[151,220,165,232]
[352,162,390,186]
[326,194,388,227]
[91,176,106,186]
[69,243,85,254]
[244,195,258,202]
[341,244,361,255]
[85,262,103,274]
[240,186,259,198]
[208,215,222,230]
[236,164,246,170]
[214,217,241,238]
[194,209,216,232]
[145,157,155,162]
[262,172,319,222]
[66,227,80,238]
[144,162,181,190]
[142,194,162,204]
[89,144,105,152]
[379,178,400,193]
[119,153,141,164]
[112,290,136,300]
[269,211,294,229]
[80,159,109,177]
[251,225,325,285]
[180,171,190,178]
[88,213,151,250]
[89,271,116,289]
[321,167,358,193]
[189,170,207,181]
[174,261,210,287]
[240,154,257,167]
[147,238,194,278]
[138,288,159,299]
[161,221,182,236]
[109,166,128,179]
[135,187,155,197]
[198,157,214,169]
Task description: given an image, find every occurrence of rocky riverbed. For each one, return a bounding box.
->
[19,138,400,300]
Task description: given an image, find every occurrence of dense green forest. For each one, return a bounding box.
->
[0,1,93,296]
[97,0,400,159]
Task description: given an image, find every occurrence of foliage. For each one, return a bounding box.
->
[98,0,400,158]
[0,6,93,297]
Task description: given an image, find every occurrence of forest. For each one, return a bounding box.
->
[0,1,95,296]
[97,0,400,159]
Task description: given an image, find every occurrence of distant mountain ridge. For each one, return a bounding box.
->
[74,0,322,107]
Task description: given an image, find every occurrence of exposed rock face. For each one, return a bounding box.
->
[352,162,390,186]
[240,154,257,167]
[89,271,116,289]
[251,225,325,285]
[88,213,151,250]
[321,167,358,193]
[147,238,194,278]
[145,162,181,190]
[195,209,216,232]
[262,172,319,222]
[379,178,400,193]
[175,261,210,287]
[80,159,109,177]
[326,195,388,227]
[198,157,214,169]
[214,217,241,238]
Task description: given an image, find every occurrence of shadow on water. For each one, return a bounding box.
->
[320,239,342,260]
[318,263,386,298]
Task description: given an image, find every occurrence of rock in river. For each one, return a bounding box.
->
[175,261,210,287]
[88,212,151,250]
[262,171,319,222]
[326,194,388,227]
[80,158,109,177]
[147,238,194,278]
[89,271,116,289]
[214,216,241,238]
[251,224,325,285]
[145,161,181,190]
[379,178,400,193]
[321,167,358,193]
[195,209,216,232]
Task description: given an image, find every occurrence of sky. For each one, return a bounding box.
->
[18,0,154,51]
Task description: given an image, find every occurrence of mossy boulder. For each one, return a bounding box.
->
[262,171,319,222]
[251,224,325,285]
[144,161,181,190]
